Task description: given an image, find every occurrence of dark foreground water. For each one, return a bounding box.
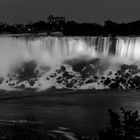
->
[0,89,140,137]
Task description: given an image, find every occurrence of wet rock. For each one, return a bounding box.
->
[8,83,15,86]
[46,77,50,80]
[56,76,62,80]
[65,82,73,88]
[71,79,77,84]
[131,76,140,88]
[72,62,86,73]
[127,80,136,88]
[94,76,99,80]
[63,72,74,79]
[57,77,63,83]
[57,80,63,84]
[101,76,105,80]
[29,80,35,86]
[85,79,95,84]
[109,83,119,89]
[81,65,97,79]
[20,84,25,88]
[123,72,131,79]
[61,66,66,72]
[50,73,57,78]
[56,69,61,74]
[104,78,111,85]
[9,77,13,81]
[121,64,138,72]
[112,79,115,81]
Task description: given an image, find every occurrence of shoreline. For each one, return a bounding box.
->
[0,88,139,101]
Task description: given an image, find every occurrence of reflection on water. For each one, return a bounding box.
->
[0,89,140,136]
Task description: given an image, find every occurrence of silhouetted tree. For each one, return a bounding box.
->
[97,107,140,140]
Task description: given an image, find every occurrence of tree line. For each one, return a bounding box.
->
[1,16,140,36]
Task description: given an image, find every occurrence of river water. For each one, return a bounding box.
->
[0,89,140,137]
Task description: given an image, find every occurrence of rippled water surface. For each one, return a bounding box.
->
[0,89,140,136]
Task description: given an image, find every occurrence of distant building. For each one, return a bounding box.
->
[47,15,66,24]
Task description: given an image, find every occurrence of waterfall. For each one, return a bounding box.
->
[0,36,140,71]
[0,35,140,90]
[116,37,140,61]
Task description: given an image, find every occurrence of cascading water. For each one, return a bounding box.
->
[0,35,140,90]
[116,37,140,62]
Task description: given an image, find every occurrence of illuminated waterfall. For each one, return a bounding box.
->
[0,36,140,70]
[116,37,140,61]
[0,35,140,90]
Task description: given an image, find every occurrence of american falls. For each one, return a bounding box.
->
[0,35,140,90]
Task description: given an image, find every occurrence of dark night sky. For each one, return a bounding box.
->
[0,0,140,24]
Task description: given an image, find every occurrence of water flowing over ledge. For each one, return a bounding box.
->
[0,35,140,90]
